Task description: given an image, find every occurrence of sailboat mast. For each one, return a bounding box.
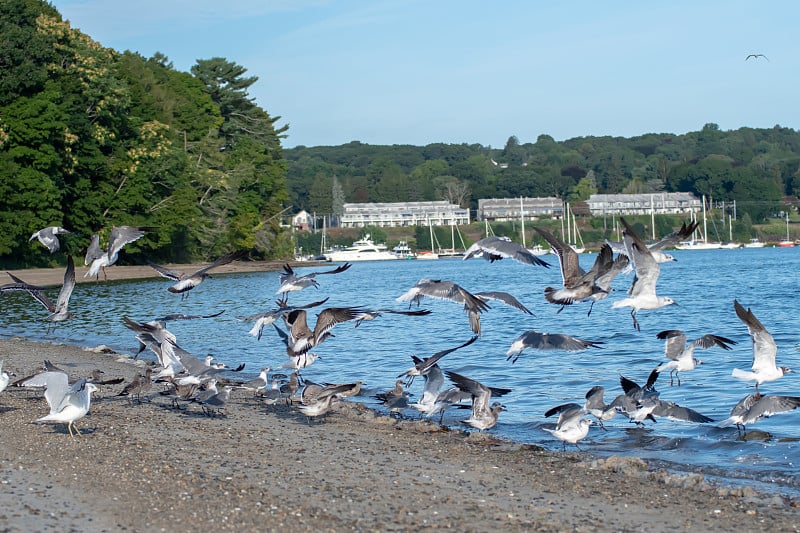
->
[650,194,656,240]
[702,195,708,243]
[520,197,526,247]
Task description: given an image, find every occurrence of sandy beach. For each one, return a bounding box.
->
[1,261,799,531]
[0,335,798,533]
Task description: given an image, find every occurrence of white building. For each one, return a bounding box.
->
[477,197,563,221]
[586,192,700,216]
[338,201,470,228]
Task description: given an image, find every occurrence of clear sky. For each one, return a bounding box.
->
[49,0,798,149]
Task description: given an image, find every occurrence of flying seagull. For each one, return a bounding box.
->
[745,54,768,61]
[505,330,604,363]
[654,329,736,385]
[29,226,71,253]
[276,262,352,294]
[3,256,77,328]
[462,236,550,268]
[543,403,593,450]
[396,278,490,335]
[731,299,793,393]
[611,217,677,330]
[149,251,244,299]
[444,370,511,431]
[85,226,148,280]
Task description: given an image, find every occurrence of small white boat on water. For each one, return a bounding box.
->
[392,241,416,259]
[743,237,765,248]
[324,234,399,262]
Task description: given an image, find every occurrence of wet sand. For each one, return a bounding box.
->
[0,337,797,532]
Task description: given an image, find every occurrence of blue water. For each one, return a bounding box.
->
[2,247,799,495]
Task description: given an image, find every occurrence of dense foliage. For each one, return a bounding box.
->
[0,0,290,268]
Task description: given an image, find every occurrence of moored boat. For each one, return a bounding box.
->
[324,234,399,262]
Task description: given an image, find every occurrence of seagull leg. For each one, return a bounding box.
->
[631,310,640,332]
[587,301,595,317]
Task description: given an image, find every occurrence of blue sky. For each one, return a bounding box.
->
[49,0,798,148]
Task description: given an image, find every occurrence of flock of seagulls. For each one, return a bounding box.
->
[0,222,798,453]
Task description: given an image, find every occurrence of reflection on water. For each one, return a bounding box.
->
[2,247,799,495]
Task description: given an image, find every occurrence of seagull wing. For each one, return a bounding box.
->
[533,227,583,285]
[648,221,699,252]
[53,256,76,314]
[474,291,532,314]
[734,299,777,373]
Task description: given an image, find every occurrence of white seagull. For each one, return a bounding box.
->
[4,256,76,327]
[85,226,147,279]
[718,393,800,433]
[396,279,491,335]
[611,217,677,330]
[731,299,793,393]
[543,403,593,450]
[22,371,99,437]
[654,329,736,386]
[29,226,71,253]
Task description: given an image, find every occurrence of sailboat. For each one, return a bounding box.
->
[562,202,585,254]
[675,195,722,250]
[417,218,440,260]
[438,223,467,258]
[778,213,795,248]
[720,215,741,249]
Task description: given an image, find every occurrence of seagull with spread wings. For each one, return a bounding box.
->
[463,236,550,267]
[731,299,793,393]
[149,251,244,299]
[29,226,71,253]
[85,226,148,280]
[654,329,736,385]
[276,262,352,294]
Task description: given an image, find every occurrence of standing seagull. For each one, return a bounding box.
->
[612,217,677,330]
[444,370,510,431]
[462,236,550,267]
[505,330,604,363]
[543,403,593,450]
[731,299,793,393]
[22,371,99,437]
[85,226,147,279]
[0,360,13,395]
[29,226,71,253]
[654,329,737,386]
[149,251,244,299]
[5,256,76,328]
[276,262,352,294]
[532,227,608,311]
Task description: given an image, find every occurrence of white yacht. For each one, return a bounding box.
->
[324,234,399,262]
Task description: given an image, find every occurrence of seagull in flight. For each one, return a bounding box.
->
[745,54,769,61]
[396,279,490,335]
[276,262,352,294]
[397,335,479,386]
[463,236,550,267]
[149,251,244,299]
[444,370,510,431]
[29,226,71,253]
[731,299,793,393]
[3,256,77,328]
[611,217,677,330]
[718,393,800,434]
[606,220,698,266]
[532,227,609,311]
[654,329,736,385]
[85,226,148,280]
[505,330,604,363]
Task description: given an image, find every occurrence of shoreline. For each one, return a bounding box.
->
[0,337,797,531]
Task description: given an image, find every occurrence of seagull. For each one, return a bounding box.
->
[196,386,231,416]
[505,330,603,363]
[745,53,769,61]
[532,227,609,311]
[29,226,71,253]
[0,360,13,394]
[583,250,629,316]
[606,220,698,265]
[22,371,98,437]
[149,251,244,299]
[276,262,352,294]
[296,383,357,420]
[236,367,271,397]
[612,369,712,424]
[731,299,793,393]
[444,370,510,431]
[654,330,737,385]
[396,279,490,335]
[462,236,550,267]
[85,226,148,280]
[611,217,677,331]
[583,386,617,428]
[4,256,76,328]
[239,297,329,340]
[473,291,533,315]
[278,306,365,356]
[398,335,479,386]
[543,403,593,450]
[718,393,800,433]
[352,307,432,327]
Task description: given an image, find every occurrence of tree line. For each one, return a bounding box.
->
[3,0,798,269]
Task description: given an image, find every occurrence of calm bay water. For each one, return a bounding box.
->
[2,247,799,495]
